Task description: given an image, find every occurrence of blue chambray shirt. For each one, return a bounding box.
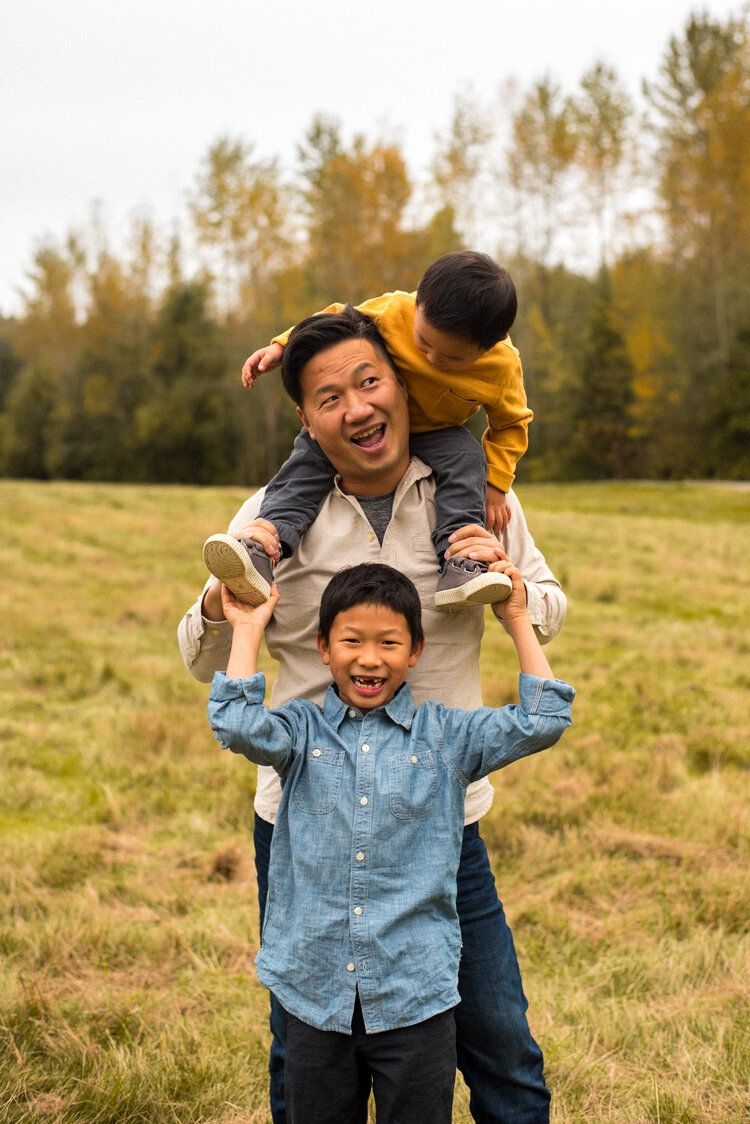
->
[209,670,574,1034]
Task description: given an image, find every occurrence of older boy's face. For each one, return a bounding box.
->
[317,603,424,711]
[297,339,411,496]
[413,306,485,372]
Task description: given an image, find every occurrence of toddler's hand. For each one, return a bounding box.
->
[485,485,511,535]
[242,343,284,388]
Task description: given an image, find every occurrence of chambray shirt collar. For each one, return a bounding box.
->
[322,682,416,731]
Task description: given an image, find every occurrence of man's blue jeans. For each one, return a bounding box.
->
[253,814,550,1124]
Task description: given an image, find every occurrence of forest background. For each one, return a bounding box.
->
[1,9,749,487]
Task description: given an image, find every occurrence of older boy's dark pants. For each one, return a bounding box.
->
[255,814,551,1124]
[260,426,487,561]
[285,995,455,1124]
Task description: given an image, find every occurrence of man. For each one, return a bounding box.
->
[178,307,566,1123]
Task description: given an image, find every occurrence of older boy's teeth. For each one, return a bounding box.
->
[353,676,383,686]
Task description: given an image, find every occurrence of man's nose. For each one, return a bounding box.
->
[344,392,373,421]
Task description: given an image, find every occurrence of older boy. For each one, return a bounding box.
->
[209,562,574,1124]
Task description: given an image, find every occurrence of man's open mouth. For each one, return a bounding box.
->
[351,424,385,448]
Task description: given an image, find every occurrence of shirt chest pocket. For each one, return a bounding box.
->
[388,750,437,819]
[292,747,345,814]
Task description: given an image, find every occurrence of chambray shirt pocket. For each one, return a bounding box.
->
[388,749,437,819]
[291,746,345,814]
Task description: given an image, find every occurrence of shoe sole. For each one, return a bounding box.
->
[434,571,513,608]
[203,534,271,606]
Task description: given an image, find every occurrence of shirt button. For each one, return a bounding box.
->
[356,852,365,861]
[361,743,370,753]
[353,906,363,916]
[411,755,418,764]
[348,708,357,718]
[359,796,368,806]
[346,962,356,972]
[368,532,375,542]
[312,748,322,757]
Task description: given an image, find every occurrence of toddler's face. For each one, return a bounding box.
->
[413,306,485,372]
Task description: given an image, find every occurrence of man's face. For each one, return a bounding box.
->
[297,338,411,496]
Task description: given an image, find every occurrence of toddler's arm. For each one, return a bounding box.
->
[242,342,284,388]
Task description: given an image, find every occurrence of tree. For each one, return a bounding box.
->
[570,62,634,267]
[507,78,578,282]
[644,11,750,355]
[189,137,290,320]
[429,90,493,246]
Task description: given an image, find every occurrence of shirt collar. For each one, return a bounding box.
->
[331,455,432,501]
[322,682,416,730]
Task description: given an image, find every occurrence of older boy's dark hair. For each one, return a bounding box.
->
[416,250,517,351]
[281,305,399,406]
[318,563,424,648]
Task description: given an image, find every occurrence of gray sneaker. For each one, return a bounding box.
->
[202,534,273,606]
[434,557,513,608]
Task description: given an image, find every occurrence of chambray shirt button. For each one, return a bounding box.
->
[353,906,363,916]
[346,962,356,972]
[359,796,368,806]
[361,744,370,752]
[348,709,357,718]
[356,852,365,861]
[312,748,322,757]
[411,755,418,764]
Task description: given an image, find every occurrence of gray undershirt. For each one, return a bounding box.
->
[353,492,395,545]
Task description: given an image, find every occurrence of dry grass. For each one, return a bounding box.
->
[1,479,748,1123]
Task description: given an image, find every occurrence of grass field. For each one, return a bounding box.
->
[1,479,749,1123]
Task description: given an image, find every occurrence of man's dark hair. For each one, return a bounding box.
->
[415,250,517,351]
[281,305,398,406]
[318,563,424,648]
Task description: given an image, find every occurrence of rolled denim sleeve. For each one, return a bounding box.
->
[208,671,296,770]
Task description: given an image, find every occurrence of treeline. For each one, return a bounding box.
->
[1,9,748,485]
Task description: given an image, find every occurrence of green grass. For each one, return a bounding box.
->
[1,479,749,1123]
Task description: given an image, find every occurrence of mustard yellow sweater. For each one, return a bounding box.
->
[273,290,532,493]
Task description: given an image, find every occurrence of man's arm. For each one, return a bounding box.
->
[177,491,268,681]
[444,490,566,644]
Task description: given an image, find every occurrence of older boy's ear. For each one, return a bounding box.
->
[316,632,330,665]
[408,638,425,668]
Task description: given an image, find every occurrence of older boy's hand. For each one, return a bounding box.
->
[487,560,528,623]
[242,343,284,388]
[485,485,511,535]
[220,582,279,632]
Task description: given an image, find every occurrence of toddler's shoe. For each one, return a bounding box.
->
[434,557,512,608]
[203,534,273,606]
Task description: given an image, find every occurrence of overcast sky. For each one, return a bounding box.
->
[1,0,744,315]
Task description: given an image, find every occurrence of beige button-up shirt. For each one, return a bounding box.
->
[178,458,566,825]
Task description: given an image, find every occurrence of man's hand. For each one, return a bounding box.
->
[445,524,507,566]
[485,484,511,535]
[232,518,282,564]
[242,343,284,388]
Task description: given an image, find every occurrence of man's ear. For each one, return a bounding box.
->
[408,637,425,668]
[297,405,315,442]
[316,631,330,665]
